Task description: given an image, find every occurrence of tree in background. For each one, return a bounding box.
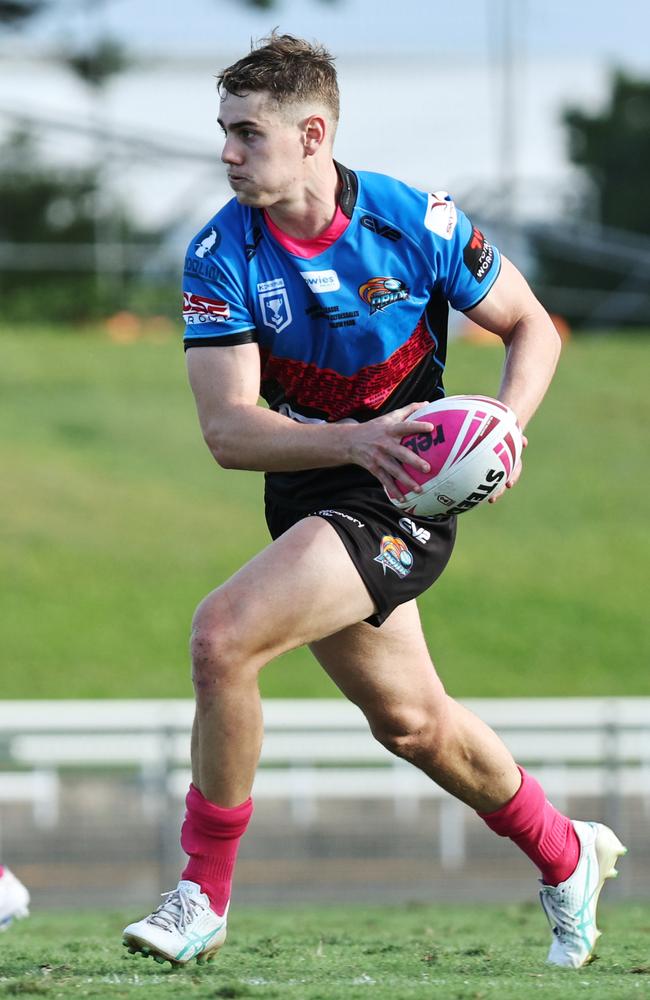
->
[531,71,650,328]
[0,0,46,27]
[564,72,650,235]
[0,128,165,322]
[0,3,171,322]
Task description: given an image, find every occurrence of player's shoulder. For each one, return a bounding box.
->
[186,197,249,262]
[354,170,460,244]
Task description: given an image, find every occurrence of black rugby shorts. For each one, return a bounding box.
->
[264,487,457,627]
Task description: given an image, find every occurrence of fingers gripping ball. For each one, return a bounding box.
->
[386,395,523,518]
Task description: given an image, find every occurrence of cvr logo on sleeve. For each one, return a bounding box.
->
[463,226,495,283]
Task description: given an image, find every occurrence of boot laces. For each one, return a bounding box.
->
[148,885,204,934]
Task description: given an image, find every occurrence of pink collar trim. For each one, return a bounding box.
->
[263,204,350,259]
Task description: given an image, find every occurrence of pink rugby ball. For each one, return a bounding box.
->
[386,395,523,518]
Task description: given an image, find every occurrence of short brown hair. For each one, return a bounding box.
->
[218,32,339,124]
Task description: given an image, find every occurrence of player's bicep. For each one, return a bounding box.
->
[186,343,261,446]
[464,256,544,342]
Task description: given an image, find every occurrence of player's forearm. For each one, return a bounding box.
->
[202,403,356,472]
[497,310,562,431]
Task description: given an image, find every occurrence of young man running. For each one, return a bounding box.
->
[123,33,625,969]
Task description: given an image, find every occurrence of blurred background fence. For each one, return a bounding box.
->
[1,698,649,909]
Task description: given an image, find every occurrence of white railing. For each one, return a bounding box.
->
[1,699,648,868]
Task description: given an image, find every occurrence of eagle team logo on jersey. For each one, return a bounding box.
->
[194,226,220,258]
[358,277,409,314]
[183,291,230,324]
[257,277,293,333]
[374,535,413,578]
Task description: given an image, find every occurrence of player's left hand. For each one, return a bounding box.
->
[488,434,528,503]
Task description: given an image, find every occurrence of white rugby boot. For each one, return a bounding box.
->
[122,880,228,966]
[0,868,30,930]
[539,820,627,968]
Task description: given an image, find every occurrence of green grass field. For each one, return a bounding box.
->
[1,327,648,699]
[2,903,650,999]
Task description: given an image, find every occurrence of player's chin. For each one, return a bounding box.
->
[230,185,266,207]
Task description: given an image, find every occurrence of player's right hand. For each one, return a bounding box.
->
[347,401,434,502]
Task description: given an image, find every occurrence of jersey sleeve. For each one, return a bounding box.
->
[182,223,257,349]
[423,193,502,312]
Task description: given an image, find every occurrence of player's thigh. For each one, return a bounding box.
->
[195,515,377,665]
[309,600,447,724]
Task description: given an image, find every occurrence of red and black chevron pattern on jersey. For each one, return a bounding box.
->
[260,316,434,422]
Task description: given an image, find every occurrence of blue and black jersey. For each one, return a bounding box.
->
[182,163,501,506]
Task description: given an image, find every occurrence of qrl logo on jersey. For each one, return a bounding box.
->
[359,277,409,314]
[257,277,292,333]
[183,291,230,324]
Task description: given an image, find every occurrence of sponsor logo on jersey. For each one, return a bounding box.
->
[305,303,359,329]
[183,291,230,323]
[360,215,402,242]
[424,191,457,240]
[374,535,413,578]
[300,269,341,293]
[194,226,220,259]
[245,225,263,261]
[463,226,495,283]
[257,277,292,333]
[184,258,222,283]
[398,517,431,544]
[358,277,409,314]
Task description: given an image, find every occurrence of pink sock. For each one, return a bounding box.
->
[0,866,4,877]
[478,767,580,885]
[180,784,253,915]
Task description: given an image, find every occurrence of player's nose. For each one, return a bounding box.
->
[221,137,243,165]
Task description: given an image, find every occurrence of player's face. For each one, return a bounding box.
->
[218,90,305,208]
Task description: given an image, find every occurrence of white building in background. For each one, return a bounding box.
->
[0,43,610,240]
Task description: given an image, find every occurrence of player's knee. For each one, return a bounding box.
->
[190,593,257,691]
[370,701,449,763]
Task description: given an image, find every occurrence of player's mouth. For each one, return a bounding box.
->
[227,173,250,186]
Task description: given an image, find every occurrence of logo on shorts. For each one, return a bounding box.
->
[398,518,431,544]
[358,277,409,314]
[257,277,292,333]
[374,535,413,578]
[316,509,365,529]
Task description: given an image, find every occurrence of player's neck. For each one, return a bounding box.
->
[265,158,340,240]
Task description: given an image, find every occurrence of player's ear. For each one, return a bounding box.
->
[302,114,327,156]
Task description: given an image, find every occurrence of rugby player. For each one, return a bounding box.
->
[123,33,625,969]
